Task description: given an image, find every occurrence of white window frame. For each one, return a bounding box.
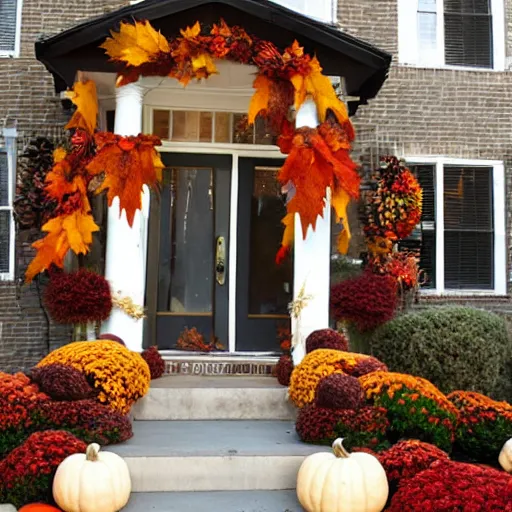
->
[0,0,23,58]
[404,156,506,296]
[397,0,506,71]
[0,128,17,281]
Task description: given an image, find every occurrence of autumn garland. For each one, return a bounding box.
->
[100,19,361,261]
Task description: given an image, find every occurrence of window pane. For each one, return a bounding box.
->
[444,166,494,289]
[254,118,275,145]
[172,111,200,142]
[153,110,170,140]
[417,12,438,65]
[444,0,493,68]
[214,113,231,143]
[233,114,254,144]
[0,211,10,273]
[418,0,437,13]
[0,152,8,206]
[0,0,17,52]
[159,167,214,312]
[406,165,436,289]
[199,112,213,142]
[248,168,293,315]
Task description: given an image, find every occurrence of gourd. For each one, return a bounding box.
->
[499,438,512,473]
[53,443,131,512]
[19,506,62,512]
[297,438,389,512]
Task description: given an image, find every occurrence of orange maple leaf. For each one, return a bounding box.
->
[291,57,349,125]
[45,159,88,204]
[101,20,170,67]
[25,210,99,283]
[87,133,163,227]
[181,21,202,40]
[332,188,351,254]
[248,75,271,125]
[276,212,295,264]
[65,80,98,135]
[283,40,304,62]
[211,19,232,38]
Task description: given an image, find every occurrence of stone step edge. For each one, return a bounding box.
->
[162,356,279,377]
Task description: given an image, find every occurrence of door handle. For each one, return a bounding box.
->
[216,236,226,285]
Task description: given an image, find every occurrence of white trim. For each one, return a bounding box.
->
[0,0,23,58]
[0,128,17,281]
[398,0,506,71]
[228,154,239,353]
[405,156,507,296]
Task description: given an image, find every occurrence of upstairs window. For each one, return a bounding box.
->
[0,132,16,281]
[0,0,22,56]
[398,0,505,70]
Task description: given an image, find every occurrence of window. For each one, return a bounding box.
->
[151,109,277,145]
[270,0,335,23]
[404,158,506,294]
[398,0,505,70]
[0,129,16,280]
[0,0,22,57]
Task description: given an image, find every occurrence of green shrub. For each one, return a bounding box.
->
[370,307,511,400]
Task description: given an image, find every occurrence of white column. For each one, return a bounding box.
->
[102,82,149,352]
[292,98,331,366]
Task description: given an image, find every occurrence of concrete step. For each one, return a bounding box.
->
[132,376,295,421]
[121,491,303,511]
[109,420,329,492]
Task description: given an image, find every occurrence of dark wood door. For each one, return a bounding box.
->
[236,158,293,352]
[146,153,231,350]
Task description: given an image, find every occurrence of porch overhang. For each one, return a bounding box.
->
[34,0,392,115]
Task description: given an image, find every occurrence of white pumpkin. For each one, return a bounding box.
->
[499,438,512,473]
[53,443,131,512]
[297,438,388,512]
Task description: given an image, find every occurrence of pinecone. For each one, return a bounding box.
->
[276,354,293,387]
[14,137,57,230]
[252,40,284,76]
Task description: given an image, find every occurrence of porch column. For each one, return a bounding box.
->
[102,81,149,352]
[292,98,331,366]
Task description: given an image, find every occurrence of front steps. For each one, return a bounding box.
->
[119,375,314,511]
[132,376,296,421]
[121,491,302,511]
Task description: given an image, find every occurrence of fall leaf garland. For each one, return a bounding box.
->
[26,80,163,282]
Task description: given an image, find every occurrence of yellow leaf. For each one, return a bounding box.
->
[248,75,272,125]
[53,147,67,163]
[332,188,351,254]
[153,152,164,182]
[63,210,99,254]
[291,57,349,125]
[181,21,201,39]
[191,53,217,74]
[280,212,295,250]
[65,80,98,134]
[101,20,170,67]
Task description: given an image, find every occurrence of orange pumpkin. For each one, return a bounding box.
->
[19,505,62,512]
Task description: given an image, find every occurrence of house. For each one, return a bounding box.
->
[0,0,511,373]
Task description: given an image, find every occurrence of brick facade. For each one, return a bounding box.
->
[0,0,511,370]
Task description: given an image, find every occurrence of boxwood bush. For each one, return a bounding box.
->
[370,307,511,401]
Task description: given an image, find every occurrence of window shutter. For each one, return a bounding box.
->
[0,152,10,273]
[404,165,436,289]
[0,0,18,53]
[443,166,494,289]
[444,0,493,67]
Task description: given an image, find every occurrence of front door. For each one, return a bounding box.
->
[146,153,292,352]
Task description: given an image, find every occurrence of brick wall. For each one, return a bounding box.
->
[340,0,512,304]
[0,0,127,372]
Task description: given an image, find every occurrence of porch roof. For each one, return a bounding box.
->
[35,0,392,115]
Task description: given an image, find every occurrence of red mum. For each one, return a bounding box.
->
[316,373,364,410]
[31,364,96,401]
[305,328,349,353]
[275,354,293,387]
[44,268,112,324]
[330,271,398,331]
[141,346,165,380]
[0,430,87,508]
[388,459,512,512]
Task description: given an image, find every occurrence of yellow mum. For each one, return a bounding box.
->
[37,341,151,414]
[289,349,385,408]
